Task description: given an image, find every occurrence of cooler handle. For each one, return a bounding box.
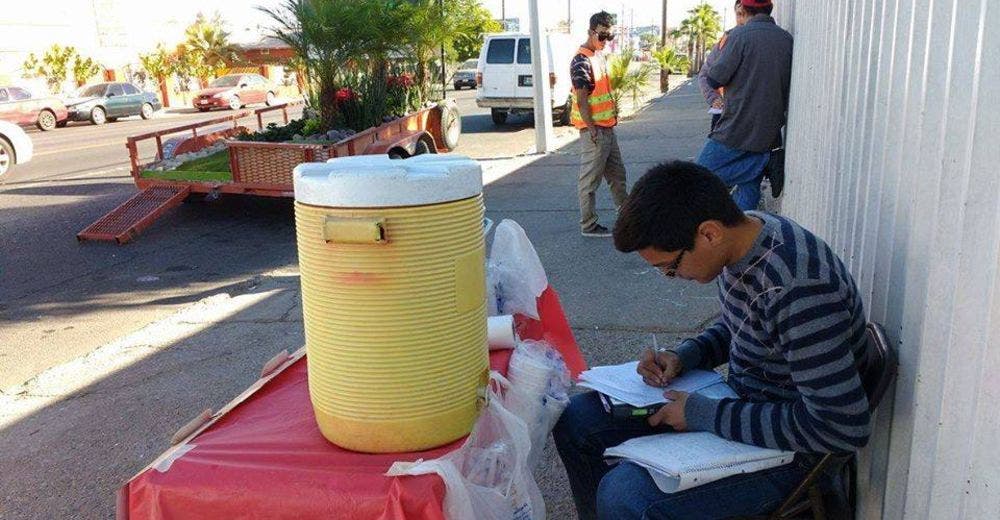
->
[323,216,386,244]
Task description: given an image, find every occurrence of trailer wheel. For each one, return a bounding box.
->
[437,101,461,150]
[414,139,433,156]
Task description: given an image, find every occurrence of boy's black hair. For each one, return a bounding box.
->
[589,11,615,31]
[613,161,745,253]
[743,4,774,15]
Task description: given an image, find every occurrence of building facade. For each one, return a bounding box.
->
[774,1,999,518]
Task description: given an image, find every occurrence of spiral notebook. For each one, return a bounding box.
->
[604,432,795,493]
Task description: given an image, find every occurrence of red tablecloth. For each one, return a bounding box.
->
[120,287,583,519]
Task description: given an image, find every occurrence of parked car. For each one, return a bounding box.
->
[475,33,576,126]
[65,82,163,125]
[0,86,68,131]
[0,120,33,179]
[193,74,276,111]
[452,59,478,90]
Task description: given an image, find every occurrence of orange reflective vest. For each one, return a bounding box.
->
[570,47,617,129]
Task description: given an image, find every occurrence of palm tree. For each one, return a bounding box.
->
[261,0,411,130]
[684,3,722,73]
[184,14,240,87]
[263,1,356,129]
[607,50,656,112]
[652,46,690,90]
[670,19,697,74]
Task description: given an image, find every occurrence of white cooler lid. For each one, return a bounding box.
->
[293,154,482,208]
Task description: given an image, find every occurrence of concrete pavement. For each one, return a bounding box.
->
[0,79,727,519]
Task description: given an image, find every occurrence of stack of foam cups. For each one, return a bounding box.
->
[506,342,570,468]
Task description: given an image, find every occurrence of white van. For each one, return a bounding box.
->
[475,32,578,126]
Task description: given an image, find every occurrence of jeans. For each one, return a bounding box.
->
[553,392,824,520]
[696,138,770,211]
[579,126,628,230]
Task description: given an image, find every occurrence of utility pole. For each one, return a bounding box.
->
[527,0,554,153]
[440,0,446,99]
[659,0,669,92]
[501,0,505,27]
[567,0,571,34]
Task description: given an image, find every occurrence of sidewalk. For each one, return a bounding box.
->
[0,80,722,519]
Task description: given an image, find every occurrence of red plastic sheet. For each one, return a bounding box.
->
[121,287,583,519]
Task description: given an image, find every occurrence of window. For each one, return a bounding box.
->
[108,84,125,96]
[209,75,242,88]
[517,38,532,64]
[0,89,8,102]
[10,87,31,100]
[486,38,515,64]
[122,83,140,95]
[79,84,108,97]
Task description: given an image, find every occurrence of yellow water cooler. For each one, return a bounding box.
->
[292,154,488,453]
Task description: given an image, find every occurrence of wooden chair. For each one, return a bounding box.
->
[735,322,898,520]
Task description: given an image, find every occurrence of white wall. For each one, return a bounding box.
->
[775,1,1000,518]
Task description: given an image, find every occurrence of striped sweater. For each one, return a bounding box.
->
[679,212,873,454]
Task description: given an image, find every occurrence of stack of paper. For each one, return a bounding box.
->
[605,432,796,493]
[577,362,725,407]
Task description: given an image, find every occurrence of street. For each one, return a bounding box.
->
[0,78,716,519]
[0,87,576,391]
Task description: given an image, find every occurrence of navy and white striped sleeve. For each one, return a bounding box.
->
[673,319,731,371]
[685,279,872,453]
[570,54,594,92]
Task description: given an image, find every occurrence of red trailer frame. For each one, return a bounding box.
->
[79,101,458,244]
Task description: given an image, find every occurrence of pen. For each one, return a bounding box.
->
[651,333,666,386]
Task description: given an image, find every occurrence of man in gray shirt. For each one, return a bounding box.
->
[697,0,792,209]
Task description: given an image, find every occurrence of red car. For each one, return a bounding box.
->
[0,86,69,131]
[192,74,276,111]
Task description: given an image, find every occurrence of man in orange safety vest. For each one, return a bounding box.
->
[570,11,628,238]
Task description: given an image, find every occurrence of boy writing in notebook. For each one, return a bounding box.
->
[552,161,873,519]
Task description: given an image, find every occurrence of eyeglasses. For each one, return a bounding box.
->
[592,30,615,42]
[655,250,686,278]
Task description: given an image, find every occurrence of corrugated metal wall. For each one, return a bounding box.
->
[775,1,1000,518]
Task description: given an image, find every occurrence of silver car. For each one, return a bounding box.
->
[453,59,479,90]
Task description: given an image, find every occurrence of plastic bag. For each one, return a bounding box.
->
[487,220,548,319]
[386,373,545,520]
[505,340,571,470]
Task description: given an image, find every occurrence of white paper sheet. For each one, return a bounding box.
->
[577,363,724,407]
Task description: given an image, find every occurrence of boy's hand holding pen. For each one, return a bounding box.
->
[636,334,683,388]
